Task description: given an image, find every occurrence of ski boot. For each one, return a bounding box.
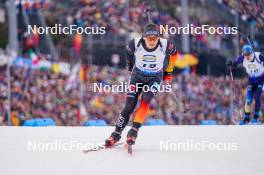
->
[105,131,121,147]
[239,117,250,125]
[126,127,138,145]
[250,118,261,125]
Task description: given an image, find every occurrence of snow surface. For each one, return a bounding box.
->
[0,126,264,175]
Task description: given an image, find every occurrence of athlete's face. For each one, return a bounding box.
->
[144,36,159,49]
[244,53,252,60]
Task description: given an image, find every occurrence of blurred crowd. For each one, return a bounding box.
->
[59,0,263,51]
[220,0,264,29]
[14,0,263,58]
[1,0,263,126]
[57,0,130,35]
[47,0,239,52]
[16,0,50,12]
[0,64,262,126]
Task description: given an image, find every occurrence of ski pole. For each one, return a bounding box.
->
[228,63,243,122]
[165,81,187,113]
[228,65,234,82]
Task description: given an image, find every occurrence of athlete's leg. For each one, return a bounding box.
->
[127,80,160,145]
[253,83,263,120]
[244,84,254,123]
[115,87,141,132]
[133,81,160,124]
[133,91,155,124]
[105,75,142,145]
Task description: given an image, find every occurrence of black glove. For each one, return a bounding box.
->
[227,60,233,67]
[127,63,133,72]
[163,71,172,81]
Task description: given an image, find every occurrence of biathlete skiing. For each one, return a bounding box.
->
[105,11,178,149]
[228,44,264,125]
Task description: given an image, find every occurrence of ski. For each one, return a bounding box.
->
[82,142,124,154]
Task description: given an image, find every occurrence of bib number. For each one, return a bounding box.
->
[248,64,259,75]
[142,63,157,69]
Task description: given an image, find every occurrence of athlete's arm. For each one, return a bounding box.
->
[259,53,264,63]
[164,40,177,81]
[234,55,244,66]
[126,39,136,71]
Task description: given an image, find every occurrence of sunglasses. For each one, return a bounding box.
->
[145,36,159,41]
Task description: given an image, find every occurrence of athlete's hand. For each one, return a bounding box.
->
[163,72,172,82]
[227,60,233,67]
[127,63,133,72]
